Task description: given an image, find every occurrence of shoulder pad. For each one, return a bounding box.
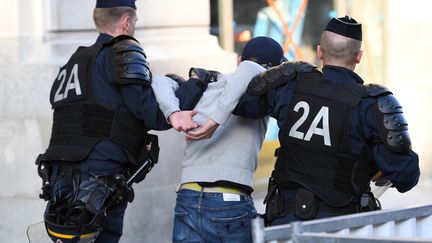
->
[247,61,320,95]
[111,35,151,86]
[292,61,318,72]
[373,92,412,152]
[189,67,220,83]
[364,84,392,97]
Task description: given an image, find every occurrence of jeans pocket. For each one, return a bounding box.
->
[211,212,252,243]
[173,211,194,242]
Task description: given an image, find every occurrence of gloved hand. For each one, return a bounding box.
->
[188,67,220,83]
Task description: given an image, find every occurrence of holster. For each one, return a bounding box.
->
[263,177,283,226]
[100,174,135,204]
[132,134,159,184]
[35,154,52,201]
[358,192,381,212]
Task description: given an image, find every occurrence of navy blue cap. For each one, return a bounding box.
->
[241,36,285,68]
[96,0,136,10]
[325,15,362,41]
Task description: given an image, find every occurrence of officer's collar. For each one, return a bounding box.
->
[322,65,364,84]
[95,33,114,44]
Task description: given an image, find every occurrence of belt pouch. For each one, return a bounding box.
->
[295,187,318,220]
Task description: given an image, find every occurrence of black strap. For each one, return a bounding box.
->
[281,196,359,215]
[275,185,360,215]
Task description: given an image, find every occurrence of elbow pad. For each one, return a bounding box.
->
[367,84,412,152]
[111,35,151,86]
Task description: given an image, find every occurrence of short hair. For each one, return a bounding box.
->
[320,30,361,65]
[93,7,136,33]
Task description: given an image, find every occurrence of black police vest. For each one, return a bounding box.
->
[273,73,372,207]
[43,42,148,164]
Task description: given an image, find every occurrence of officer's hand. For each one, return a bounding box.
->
[189,68,220,83]
[186,118,219,140]
[168,110,199,132]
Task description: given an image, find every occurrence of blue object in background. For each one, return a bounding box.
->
[253,0,306,141]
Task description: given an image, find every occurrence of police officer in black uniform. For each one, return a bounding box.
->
[36,0,208,242]
[234,16,420,225]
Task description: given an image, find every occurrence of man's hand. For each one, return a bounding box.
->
[168,110,199,132]
[186,118,219,140]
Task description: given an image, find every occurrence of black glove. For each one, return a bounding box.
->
[189,67,220,83]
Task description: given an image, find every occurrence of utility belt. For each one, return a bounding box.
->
[41,162,134,242]
[36,134,159,202]
[263,177,381,225]
[37,135,159,242]
[178,182,248,195]
[36,155,134,205]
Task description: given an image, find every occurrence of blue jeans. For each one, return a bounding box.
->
[173,189,256,243]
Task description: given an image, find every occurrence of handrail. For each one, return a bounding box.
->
[252,204,432,243]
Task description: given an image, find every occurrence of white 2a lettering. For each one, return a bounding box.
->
[54,64,82,102]
[288,101,332,146]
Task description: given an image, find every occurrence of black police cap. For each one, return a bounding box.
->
[325,15,362,41]
[96,0,136,10]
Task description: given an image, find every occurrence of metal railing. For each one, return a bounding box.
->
[252,204,432,243]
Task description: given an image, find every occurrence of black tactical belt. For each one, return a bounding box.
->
[281,195,359,215]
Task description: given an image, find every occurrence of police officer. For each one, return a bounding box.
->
[36,0,207,242]
[192,16,420,225]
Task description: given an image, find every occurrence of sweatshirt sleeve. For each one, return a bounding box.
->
[151,76,180,120]
[210,60,266,125]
